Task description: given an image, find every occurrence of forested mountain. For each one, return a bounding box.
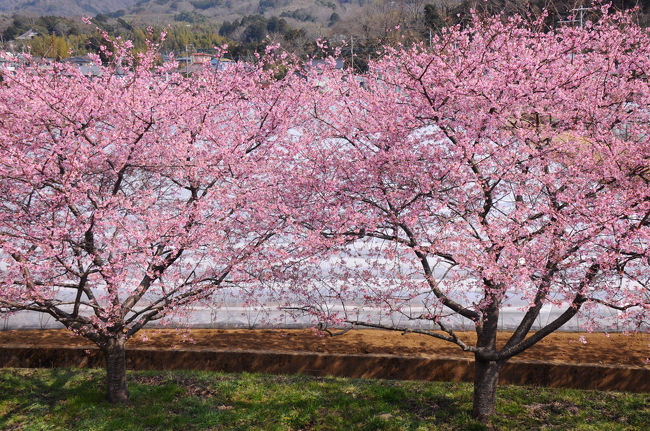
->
[1,1,646,66]
[2,1,645,28]
[452,0,649,26]
[0,1,138,16]
[0,0,369,22]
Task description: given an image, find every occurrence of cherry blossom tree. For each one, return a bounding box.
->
[284,8,650,420]
[0,36,304,402]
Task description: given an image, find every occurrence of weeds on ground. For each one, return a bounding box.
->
[0,368,647,430]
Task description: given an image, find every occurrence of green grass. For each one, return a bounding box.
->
[0,368,648,430]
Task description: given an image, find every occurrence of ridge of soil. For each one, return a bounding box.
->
[1,328,648,368]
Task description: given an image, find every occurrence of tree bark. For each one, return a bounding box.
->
[472,356,502,421]
[472,297,500,422]
[101,336,129,403]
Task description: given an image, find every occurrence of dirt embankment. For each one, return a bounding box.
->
[1,328,648,367]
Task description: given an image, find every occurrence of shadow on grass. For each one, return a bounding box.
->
[0,369,480,430]
[1,368,73,419]
[0,369,647,430]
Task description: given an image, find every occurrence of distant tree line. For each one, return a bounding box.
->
[3,15,82,41]
[1,14,229,60]
[1,1,647,62]
[217,14,309,59]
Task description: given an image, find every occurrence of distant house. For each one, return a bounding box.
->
[211,57,234,71]
[0,52,17,66]
[165,54,235,75]
[63,56,102,77]
[0,52,30,71]
[307,58,345,70]
[65,55,93,66]
[78,64,102,77]
[304,58,347,87]
[191,53,212,64]
[0,58,16,72]
[16,29,38,40]
[173,56,197,74]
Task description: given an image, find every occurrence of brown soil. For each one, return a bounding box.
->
[1,328,648,367]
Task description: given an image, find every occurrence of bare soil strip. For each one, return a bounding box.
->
[1,329,648,392]
[1,329,647,366]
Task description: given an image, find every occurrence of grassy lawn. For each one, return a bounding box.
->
[0,368,647,430]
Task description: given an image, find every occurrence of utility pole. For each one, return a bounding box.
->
[576,6,588,28]
[559,6,590,28]
[429,29,432,48]
[350,35,354,71]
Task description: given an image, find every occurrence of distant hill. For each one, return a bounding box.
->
[1,0,646,24]
[0,0,366,22]
[120,0,367,29]
[0,0,374,36]
[0,1,138,16]
[450,0,649,27]
[0,1,645,42]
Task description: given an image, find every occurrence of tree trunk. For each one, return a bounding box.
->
[473,298,500,422]
[101,336,129,403]
[472,357,501,422]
